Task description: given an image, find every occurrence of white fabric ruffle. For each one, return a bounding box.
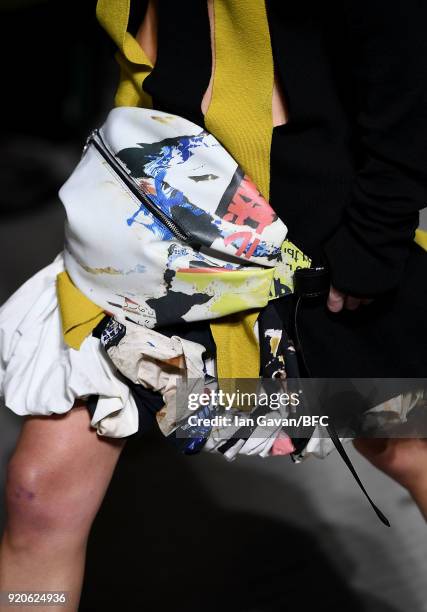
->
[0,252,139,438]
[102,320,209,436]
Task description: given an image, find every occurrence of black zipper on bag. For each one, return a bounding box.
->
[83,128,190,243]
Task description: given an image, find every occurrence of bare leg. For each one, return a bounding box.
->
[0,401,126,612]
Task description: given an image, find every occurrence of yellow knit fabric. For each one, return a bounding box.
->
[97,0,153,108]
[204,0,274,201]
[56,272,105,350]
[415,228,427,251]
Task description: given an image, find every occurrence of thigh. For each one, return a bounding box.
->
[6,401,126,531]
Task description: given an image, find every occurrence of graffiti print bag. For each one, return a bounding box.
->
[60,106,309,328]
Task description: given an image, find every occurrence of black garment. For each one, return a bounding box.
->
[268,1,427,292]
[136,0,427,380]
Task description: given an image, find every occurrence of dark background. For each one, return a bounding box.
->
[1,1,427,611]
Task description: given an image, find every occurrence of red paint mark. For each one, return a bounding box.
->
[224,231,258,258]
[177,268,233,274]
[245,237,260,258]
[223,176,275,233]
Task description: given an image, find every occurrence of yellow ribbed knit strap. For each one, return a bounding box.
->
[206,0,274,379]
[57,272,105,350]
[205,0,274,199]
[415,228,427,250]
[210,311,261,379]
[97,0,153,108]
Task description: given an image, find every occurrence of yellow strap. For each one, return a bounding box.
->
[210,311,260,379]
[97,0,153,108]
[56,272,104,350]
[97,0,150,64]
[415,228,427,250]
[206,0,275,379]
[204,0,274,200]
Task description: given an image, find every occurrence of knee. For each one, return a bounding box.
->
[4,455,91,547]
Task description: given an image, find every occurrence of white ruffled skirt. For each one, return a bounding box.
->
[0,253,140,438]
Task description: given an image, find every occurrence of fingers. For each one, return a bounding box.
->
[327,286,345,312]
[327,286,374,313]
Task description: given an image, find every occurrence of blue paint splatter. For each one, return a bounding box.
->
[127,133,218,231]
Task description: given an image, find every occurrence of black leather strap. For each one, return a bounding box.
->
[292,279,391,527]
[294,266,330,298]
[327,422,391,527]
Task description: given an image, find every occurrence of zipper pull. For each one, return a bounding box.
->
[81,129,98,159]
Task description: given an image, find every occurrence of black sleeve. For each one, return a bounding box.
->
[322,0,427,297]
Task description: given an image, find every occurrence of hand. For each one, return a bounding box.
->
[327,285,374,313]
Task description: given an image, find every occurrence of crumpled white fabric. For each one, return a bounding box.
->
[103,323,208,436]
[203,407,283,460]
[0,252,139,438]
